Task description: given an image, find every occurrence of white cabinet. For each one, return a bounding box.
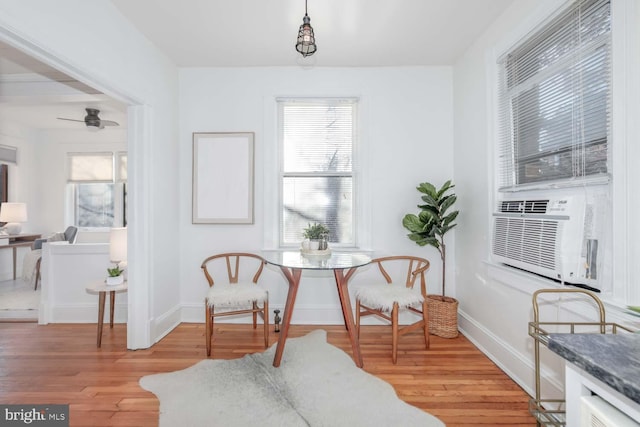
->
[565,363,640,426]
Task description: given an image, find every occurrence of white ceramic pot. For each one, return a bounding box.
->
[106,275,124,286]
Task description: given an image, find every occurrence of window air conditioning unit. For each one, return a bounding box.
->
[491,195,601,289]
[581,395,639,427]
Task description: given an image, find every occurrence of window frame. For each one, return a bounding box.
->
[66,151,127,230]
[276,97,361,249]
[496,0,612,193]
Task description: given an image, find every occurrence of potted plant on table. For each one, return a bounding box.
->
[402,180,460,338]
[302,222,330,251]
[106,265,125,286]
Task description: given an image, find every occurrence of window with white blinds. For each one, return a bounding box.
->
[497,0,611,190]
[67,152,127,228]
[278,98,357,245]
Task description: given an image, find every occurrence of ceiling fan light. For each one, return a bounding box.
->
[57,108,118,130]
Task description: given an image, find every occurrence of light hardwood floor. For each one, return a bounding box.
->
[0,322,536,426]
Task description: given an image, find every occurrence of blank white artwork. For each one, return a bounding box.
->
[192,133,254,223]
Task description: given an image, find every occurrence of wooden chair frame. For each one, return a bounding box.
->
[355,255,430,363]
[201,253,269,356]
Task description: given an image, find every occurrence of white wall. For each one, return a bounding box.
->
[452,0,640,400]
[178,67,455,323]
[0,0,180,348]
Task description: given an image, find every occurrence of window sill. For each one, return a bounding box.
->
[485,261,638,326]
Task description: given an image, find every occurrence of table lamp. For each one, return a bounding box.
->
[0,202,27,235]
[110,227,127,266]
[108,227,127,285]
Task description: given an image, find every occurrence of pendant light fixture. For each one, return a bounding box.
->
[295,0,317,57]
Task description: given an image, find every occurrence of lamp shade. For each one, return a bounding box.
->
[109,227,127,263]
[0,202,27,234]
[0,202,27,222]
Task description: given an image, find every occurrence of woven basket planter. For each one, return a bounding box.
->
[427,295,459,338]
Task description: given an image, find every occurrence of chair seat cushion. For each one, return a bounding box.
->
[22,249,42,283]
[206,283,268,307]
[352,283,424,311]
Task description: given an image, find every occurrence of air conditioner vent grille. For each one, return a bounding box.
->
[498,199,549,214]
[492,217,558,270]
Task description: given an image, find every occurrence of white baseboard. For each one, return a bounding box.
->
[48,303,128,323]
[0,309,37,320]
[151,305,181,343]
[458,308,564,399]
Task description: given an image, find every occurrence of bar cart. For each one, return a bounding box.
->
[528,288,636,426]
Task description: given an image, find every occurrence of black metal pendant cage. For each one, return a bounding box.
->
[295,14,317,57]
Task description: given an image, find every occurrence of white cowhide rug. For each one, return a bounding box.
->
[140,329,445,427]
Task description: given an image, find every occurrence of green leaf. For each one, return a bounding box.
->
[440,194,457,212]
[417,182,437,198]
[440,224,457,234]
[418,209,436,223]
[443,211,459,227]
[436,180,454,199]
[402,214,424,232]
[419,193,438,208]
[107,266,123,277]
[407,233,429,246]
[422,236,440,248]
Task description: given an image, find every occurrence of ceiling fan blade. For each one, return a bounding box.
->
[100,120,119,127]
[57,117,85,123]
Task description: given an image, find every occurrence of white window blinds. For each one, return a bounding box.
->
[117,152,127,182]
[278,98,357,245]
[497,0,611,190]
[68,153,114,183]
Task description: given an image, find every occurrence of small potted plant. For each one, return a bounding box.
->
[302,222,330,250]
[106,265,125,285]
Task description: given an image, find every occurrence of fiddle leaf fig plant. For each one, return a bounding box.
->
[402,180,458,296]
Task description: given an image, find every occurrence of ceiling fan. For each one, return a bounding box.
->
[57,108,119,130]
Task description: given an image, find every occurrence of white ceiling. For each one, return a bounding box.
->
[0,40,127,131]
[0,0,515,131]
[0,38,127,131]
[110,0,515,67]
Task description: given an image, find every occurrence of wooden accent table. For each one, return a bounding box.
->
[85,281,128,347]
[262,250,372,368]
[0,233,41,280]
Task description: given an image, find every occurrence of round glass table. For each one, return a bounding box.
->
[262,250,372,368]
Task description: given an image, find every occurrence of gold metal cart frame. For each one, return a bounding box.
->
[528,288,636,426]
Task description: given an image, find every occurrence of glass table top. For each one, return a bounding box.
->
[262,250,372,270]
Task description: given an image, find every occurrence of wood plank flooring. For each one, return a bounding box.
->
[0,322,536,426]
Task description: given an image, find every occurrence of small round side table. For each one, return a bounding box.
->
[85,280,128,348]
